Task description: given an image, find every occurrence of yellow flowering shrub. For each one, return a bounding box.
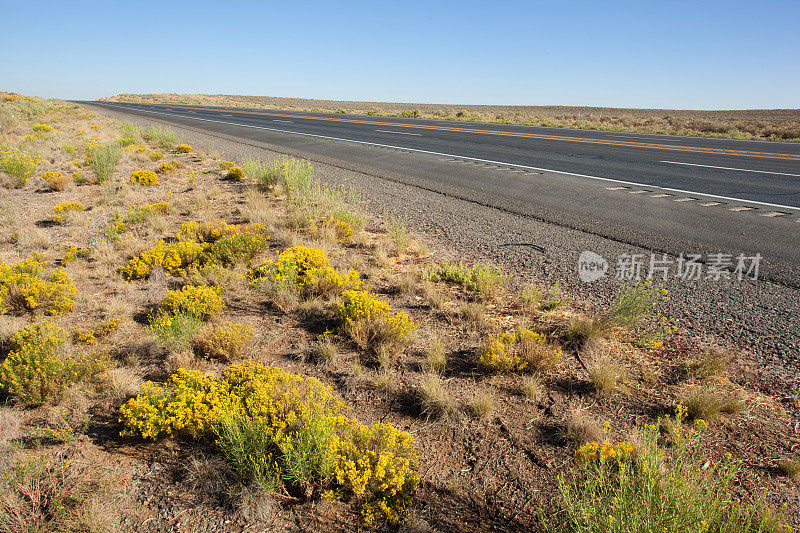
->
[218,161,235,170]
[129,170,159,186]
[226,166,244,181]
[90,124,100,129]
[43,171,68,191]
[0,322,109,404]
[32,124,55,133]
[122,221,270,280]
[194,322,254,361]
[158,285,224,321]
[326,218,354,243]
[121,239,207,280]
[63,246,89,266]
[76,129,85,136]
[52,201,86,223]
[0,148,39,187]
[120,369,226,439]
[574,440,634,465]
[206,230,272,266]
[0,255,76,316]
[335,290,415,352]
[156,160,182,174]
[71,171,88,185]
[120,361,419,524]
[175,144,193,153]
[149,151,164,161]
[248,246,361,299]
[478,329,562,373]
[326,416,420,525]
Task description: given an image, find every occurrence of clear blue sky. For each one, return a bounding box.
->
[2,0,798,109]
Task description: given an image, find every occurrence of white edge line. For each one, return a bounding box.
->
[101,102,800,213]
[375,129,422,136]
[661,160,800,178]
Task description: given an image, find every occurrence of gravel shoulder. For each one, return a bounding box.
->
[88,104,800,398]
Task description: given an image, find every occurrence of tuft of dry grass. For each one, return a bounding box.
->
[95,367,143,406]
[423,339,448,373]
[679,386,747,420]
[588,358,627,393]
[13,225,50,250]
[469,391,494,420]
[457,300,486,329]
[686,345,733,382]
[565,408,603,443]
[417,373,458,420]
[521,375,544,400]
[778,458,800,480]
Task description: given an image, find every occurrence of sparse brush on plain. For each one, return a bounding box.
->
[424,261,504,301]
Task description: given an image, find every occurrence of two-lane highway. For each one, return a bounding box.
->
[86,101,800,286]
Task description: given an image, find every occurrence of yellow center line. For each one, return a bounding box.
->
[133,102,800,162]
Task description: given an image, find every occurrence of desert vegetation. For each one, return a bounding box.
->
[102,93,800,142]
[0,91,797,531]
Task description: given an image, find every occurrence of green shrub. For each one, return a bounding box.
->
[142,126,178,150]
[423,261,504,301]
[548,407,782,532]
[519,282,568,313]
[149,312,203,352]
[86,143,121,183]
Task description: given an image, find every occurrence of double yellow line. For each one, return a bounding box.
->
[135,102,800,162]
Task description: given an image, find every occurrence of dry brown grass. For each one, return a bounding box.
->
[469,390,494,420]
[679,386,747,420]
[417,373,458,421]
[422,339,448,373]
[565,408,603,443]
[588,358,628,393]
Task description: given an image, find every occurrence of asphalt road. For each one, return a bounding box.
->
[86,101,800,287]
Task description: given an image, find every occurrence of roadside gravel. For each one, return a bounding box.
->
[89,105,800,399]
